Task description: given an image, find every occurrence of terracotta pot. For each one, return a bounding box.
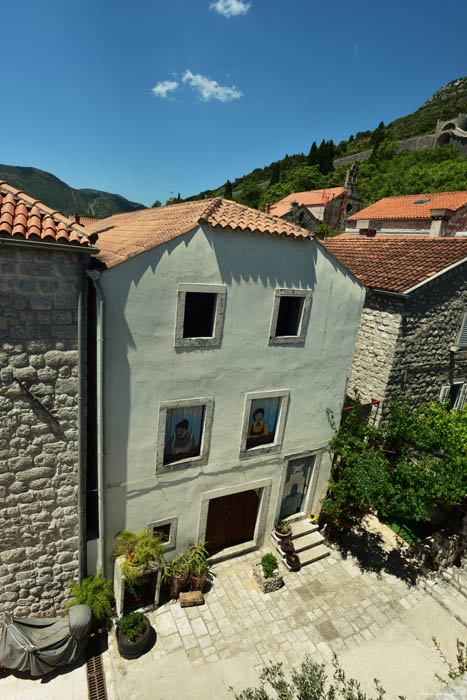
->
[170,573,189,599]
[280,539,295,554]
[274,523,291,540]
[286,553,301,572]
[190,575,206,592]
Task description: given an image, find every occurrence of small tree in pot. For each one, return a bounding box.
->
[188,542,212,591]
[162,550,191,599]
[116,611,151,659]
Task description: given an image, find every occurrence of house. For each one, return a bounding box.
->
[0,181,98,619]
[268,165,364,233]
[346,191,467,237]
[84,198,365,574]
[322,236,467,418]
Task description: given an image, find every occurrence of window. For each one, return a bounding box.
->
[440,383,467,411]
[240,390,289,459]
[174,283,226,348]
[146,516,178,552]
[269,289,311,345]
[156,397,214,473]
[457,312,467,348]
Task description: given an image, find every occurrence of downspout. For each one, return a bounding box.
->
[87,270,106,578]
[77,256,90,582]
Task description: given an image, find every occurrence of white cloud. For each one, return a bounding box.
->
[210,0,251,18]
[182,70,243,102]
[151,80,179,98]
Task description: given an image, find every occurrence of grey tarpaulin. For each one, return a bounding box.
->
[0,604,91,676]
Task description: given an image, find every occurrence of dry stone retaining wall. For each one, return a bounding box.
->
[0,245,82,621]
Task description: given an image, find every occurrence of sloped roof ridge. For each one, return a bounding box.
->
[198,197,223,222]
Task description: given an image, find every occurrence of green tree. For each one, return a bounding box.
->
[224,179,233,198]
[152,200,162,208]
[236,181,262,209]
[307,141,318,167]
[268,163,281,187]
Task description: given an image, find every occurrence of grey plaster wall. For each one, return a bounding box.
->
[97,226,365,572]
[0,245,81,620]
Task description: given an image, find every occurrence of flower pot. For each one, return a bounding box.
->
[190,575,206,592]
[274,522,291,540]
[286,553,301,572]
[280,539,295,554]
[170,573,189,599]
[116,614,151,659]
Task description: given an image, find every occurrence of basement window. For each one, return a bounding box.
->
[174,283,226,348]
[269,289,312,345]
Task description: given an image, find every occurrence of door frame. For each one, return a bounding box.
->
[198,477,272,563]
[275,449,323,523]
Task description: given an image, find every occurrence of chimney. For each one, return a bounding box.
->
[265,203,271,214]
[289,200,299,211]
[73,214,81,225]
[357,219,380,237]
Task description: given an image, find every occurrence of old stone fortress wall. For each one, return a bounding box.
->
[334,113,467,169]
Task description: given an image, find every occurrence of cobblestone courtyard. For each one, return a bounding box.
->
[4,541,466,699]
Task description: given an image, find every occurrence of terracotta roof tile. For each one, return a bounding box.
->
[87,198,312,269]
[269,188,345,218]
[321,236,467,293]
[348,191,467,221]
[0,180,92,247]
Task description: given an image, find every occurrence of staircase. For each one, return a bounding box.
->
[425,564,467,629]
[271,519,331,571]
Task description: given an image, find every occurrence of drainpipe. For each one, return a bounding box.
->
[77,257,90,582]
[87,270,106,578]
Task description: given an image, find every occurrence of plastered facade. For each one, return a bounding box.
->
[0,245,81,620]
[96,225,365,572]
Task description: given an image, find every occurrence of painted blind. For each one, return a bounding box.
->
[458,312,467,348]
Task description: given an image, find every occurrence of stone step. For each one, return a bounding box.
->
[293,530,325,553]
[299,544,331,567]
[290,519,320,539]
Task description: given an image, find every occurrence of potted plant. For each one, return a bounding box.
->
[286,552,301,572]
[162,550,191,599]
[116,611,151,659]
[66,571,114,633]
[113,530,164,601]
[274,520,292,540]
[188,541,211,591]
[253,553,284,593]
[280,538,294,554]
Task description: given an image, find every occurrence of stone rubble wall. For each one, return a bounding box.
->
[0,245,82,621]
[385,262,467,410]
[347,295,403,405]
[446,204,467,237]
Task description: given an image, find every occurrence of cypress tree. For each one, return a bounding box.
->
[269,163,281,187]
[224,179,233,198]
[307,141,318,166]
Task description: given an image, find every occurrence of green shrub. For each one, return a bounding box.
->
[113,529,165,597]
[66,571,114,631]
[261,553,278,579]
[118,611,146,642]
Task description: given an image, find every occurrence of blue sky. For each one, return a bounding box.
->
[2,0,466,207]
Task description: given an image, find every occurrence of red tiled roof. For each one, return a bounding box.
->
[0,181,92,247]
[348,191,467,221]
[321,236,467,293]
[87,198,313,269]
[269,188,345,217]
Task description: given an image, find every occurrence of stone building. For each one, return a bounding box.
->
[0,181,97,620]
[83,198,365,575]
[268,166,364,233]
[322,236,467,417]
[345,190,467,237]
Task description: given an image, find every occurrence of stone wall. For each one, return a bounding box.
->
[395,133,437,154]
[446,204,467,236]
[347,294,403,404]
[0,244,82,620]
[385,262,467,409]
[333,149,373,170]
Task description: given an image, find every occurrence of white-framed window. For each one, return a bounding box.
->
[440,382,467,411]
[269,288,312,345]
[457,312,467,349]
[239,389,290,459]
[174,283,226,348]
[156,396,215,473]
[146,515,178,552]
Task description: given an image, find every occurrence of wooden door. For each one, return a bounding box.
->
[206,489,260,553]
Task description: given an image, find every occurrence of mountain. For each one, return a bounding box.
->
[185,77,467,210]
[0,164,145,218]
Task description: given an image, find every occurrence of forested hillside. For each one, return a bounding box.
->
[185,77,467,210]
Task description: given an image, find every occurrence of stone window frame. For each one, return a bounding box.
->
[268,288,312,346]
[155,396,215,474]
[239,389,290,460]
[146,515,178,553]
[174,283,226,348]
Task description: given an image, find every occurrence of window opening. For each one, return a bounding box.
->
[275,296,304,337]
[183,292,216,338]
[151,523,171,542]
